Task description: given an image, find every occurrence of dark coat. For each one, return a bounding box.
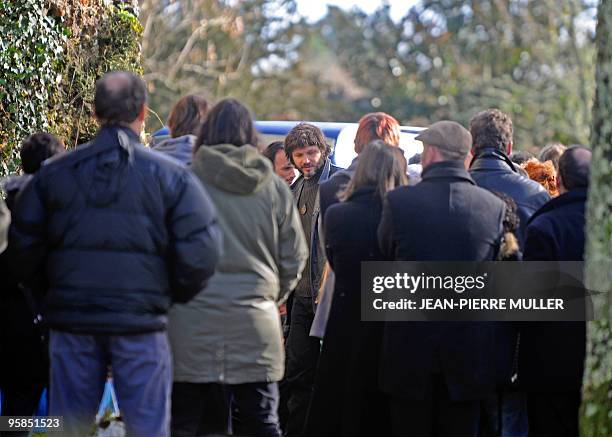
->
[377,161,506,401]
[291,159,341,302]
[470,148,550,248]
[520,188,587,393]
[0,175,48,388]
[306,186,389,436]
[10,125,222,335]
[318,156,358,226]
[0,198,8,254]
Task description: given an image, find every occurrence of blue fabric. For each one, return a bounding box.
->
[10,125,221,334]
[152,134,196,165]
[49,330,172,437]
[482,392,528,437]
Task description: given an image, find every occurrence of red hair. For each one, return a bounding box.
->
[354,112,400,153]
[522,158,559,197]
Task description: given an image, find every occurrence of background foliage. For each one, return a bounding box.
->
[141,0,596,152]
[582,0,612,435]
[0,0,142,177]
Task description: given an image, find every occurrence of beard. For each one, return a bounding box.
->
[299,159,325,179]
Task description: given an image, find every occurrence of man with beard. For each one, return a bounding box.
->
[281,123,340,436]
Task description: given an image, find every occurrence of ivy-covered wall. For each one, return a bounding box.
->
[0,0,143,177]
[581,1,612,436]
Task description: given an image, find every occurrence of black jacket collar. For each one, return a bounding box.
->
[347,185,378,202]
[527,188,588,225]
[421,161,476,185]
[93,124,141,147]
[470,148,518,173]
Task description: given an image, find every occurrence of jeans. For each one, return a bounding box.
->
[482,391,528,437]
[171,382,281,437]
[49,330,172,437]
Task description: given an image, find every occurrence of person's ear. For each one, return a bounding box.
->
[463,150,473,169]
[506,142,513,155]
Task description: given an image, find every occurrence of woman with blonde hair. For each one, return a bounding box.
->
[305,140,408,437]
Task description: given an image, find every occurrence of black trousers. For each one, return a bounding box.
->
[388,375,480,437]
[526,392,581,437]
[171,382,281,437]
[280,296,320,437]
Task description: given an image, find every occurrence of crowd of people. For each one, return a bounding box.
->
[0,70,592,437]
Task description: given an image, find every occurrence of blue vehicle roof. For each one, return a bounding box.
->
[254,120,423,140]
[152,121,422,140]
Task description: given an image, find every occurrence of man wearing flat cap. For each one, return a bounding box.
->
[377,121,506,437]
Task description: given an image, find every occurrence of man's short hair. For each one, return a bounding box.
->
[20,132,65,174]
[538,143,566,170]
[284,123,331,166]
[469,109,513,153]
[354,112,400,153]
[558,145,592,190]
[263,141,285,164]
[94,71,147,125]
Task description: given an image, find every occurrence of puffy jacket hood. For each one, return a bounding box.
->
[2,174,33,210]
[151,134,195,165]
[192,144,272,195]
[2,174,32,195]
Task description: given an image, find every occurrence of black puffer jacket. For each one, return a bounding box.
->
[470,148,550,248]
[10,125,222,334]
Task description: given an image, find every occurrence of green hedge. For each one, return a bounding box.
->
[0,0,142,177]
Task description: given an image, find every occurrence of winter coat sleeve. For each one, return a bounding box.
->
[167,170,222,303]
[276,180,308,303]
[523,220,558,261]
[377,196,395,259]
[0,199,10,254]
[9,174,47,279]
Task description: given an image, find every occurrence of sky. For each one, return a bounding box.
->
[295,0,419,23]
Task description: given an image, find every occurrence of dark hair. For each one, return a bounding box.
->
[510,150,534,166]
[168,94,209,138]
[20,133,65,174]
[94,71,147,125]
[340,140,408,201]
[263,141,285,164]
[469,109,513,152]
[354,112,400,153]
[284,123,331,166]
[538,143,566,170]
[196,98,258,149]
[492,191,520,234]
[558,145,592,190]
[492,191,521,261]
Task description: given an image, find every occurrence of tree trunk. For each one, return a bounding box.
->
[581,1,612,436]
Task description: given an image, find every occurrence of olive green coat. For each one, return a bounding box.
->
[168,144,307,384]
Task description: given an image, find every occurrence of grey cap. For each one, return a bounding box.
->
[415,121,472,155]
